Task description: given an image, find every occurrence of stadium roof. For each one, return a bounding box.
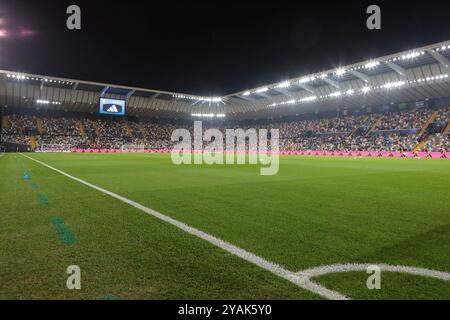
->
[1,40,450,120]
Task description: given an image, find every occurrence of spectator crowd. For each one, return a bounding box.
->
[2,107,448,153]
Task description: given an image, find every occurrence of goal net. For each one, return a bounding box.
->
[121,144,146,152]
[38,144,73,153]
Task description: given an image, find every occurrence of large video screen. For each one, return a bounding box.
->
[99,98,126,116]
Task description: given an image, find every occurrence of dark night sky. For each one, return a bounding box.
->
[0,0,450,95]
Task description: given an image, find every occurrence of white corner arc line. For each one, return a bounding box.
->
[297,263,450,281]
[296,263,450,299]
[19,153,345,300]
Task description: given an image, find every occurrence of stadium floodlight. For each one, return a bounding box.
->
[36,99,50,104]
[11,74,26,80]
[242,91,251,96]
[266,98,300,108]
[173,94,223,103]
[400,51,423,60]
[346,89,355,95]
[319,73,327,79]
[329,91,342,97]
[299,96,317,102]
[361,86,371,93]
[191,113,221,118]
[255,87,269,93]
[383,81,406,89]
[299,76,314,84]
[335,68,346,76]
[275,81,291,89]
[364,61,380,69]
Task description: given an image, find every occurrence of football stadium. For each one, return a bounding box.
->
[0,2,450,305]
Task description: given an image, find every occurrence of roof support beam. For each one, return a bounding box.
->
[384,61,408,79]
[70,82,79,103]
[254,92,271,99]
[297,83,316,94]
[149,93,160,100]
[226,96,248,105]
[427,50,450,70]
[322,78,341,89]
[99,86,109,98]
[236,95,256,102]
[273,88,294,98]
[125,90,135,101]
[350,70,371,83]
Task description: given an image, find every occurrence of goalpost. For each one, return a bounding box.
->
[120,144,146,152]
[39,144,73,153]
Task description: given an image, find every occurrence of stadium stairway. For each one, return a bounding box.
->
[413,137,429,152]
[36,118,44,135]
[137,124,148,147]
[443,107,450,133]
[364,115,383,136]
[77,120,86,137]
[443,121,450,134]
[2,115,8,129]
[418,111,438,136]
[90,120,101,136]
[124,122,133,139]
[29,136,37,150]
[349,126,359,137]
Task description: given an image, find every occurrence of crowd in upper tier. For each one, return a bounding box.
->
[1,106,449,152]
[374,109,432,131]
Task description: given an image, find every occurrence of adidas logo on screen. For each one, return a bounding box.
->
[106,105,119,113]
[102,103,123,114]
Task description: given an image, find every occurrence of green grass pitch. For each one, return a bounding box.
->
[1,152,450,299]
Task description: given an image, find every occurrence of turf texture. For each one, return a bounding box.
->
[1,152,449,299]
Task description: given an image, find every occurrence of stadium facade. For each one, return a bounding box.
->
[1,40,450,120]
[0,41,449,157]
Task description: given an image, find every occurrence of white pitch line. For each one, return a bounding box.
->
[20,153,450,300]
[19,153,344,300]
[298,263,450,281]
[296,263,450,298]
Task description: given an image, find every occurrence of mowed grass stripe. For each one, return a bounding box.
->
[0,154,318,299]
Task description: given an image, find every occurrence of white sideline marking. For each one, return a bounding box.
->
[19,153,340,299]
[20,153,450,300]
